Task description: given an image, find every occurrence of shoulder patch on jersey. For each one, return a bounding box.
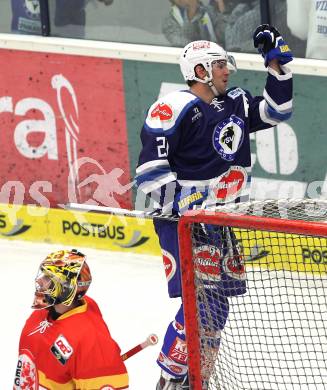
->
[150,102,173,121]
[51,334,73,365]
[145,91,198,134]
[227,87,246,100]
[212,115,245,161]
[14,349,38,390]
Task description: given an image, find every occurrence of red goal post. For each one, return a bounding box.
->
[178,200,327,390]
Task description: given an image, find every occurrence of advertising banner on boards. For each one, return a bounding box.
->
[0,49,132,210]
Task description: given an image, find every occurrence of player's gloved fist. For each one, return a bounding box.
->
[173,188,208,215]
[253,24,293,67]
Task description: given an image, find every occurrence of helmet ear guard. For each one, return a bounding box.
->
[32,249,92,310]
[179,40,237,84]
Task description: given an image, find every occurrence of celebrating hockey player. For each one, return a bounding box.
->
[136,24,293,389]
[14,249,129,389]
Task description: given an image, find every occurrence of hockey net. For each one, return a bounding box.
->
[178,199,327,390]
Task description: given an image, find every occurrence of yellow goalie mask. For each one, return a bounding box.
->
[32,249,92,310]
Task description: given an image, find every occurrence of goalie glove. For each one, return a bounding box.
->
[253,24,293,67]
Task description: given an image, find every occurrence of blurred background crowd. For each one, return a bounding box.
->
[0,0,326,60]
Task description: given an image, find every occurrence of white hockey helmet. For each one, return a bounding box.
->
[179,40,237,84]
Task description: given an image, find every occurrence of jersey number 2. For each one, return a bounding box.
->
[156,137,169,158]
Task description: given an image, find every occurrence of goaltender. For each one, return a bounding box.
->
[14,249,128,389]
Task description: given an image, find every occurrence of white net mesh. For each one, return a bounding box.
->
[183,199,327,390]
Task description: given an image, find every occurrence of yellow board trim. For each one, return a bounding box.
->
[0,203,161,255]
[236,229,327,275]
[1,204,326,274]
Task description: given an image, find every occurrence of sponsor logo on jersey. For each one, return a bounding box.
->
[51,335,73,365]
[178,191,204,209]
[221,253,246,280]
[150,103,173,121]
[227,87,245,100]
[211,166,248,203]
[213,115,244,161]
[162,249,177,282]
[173,320,185,335]
[169,337,187,364]
[194,245,221,281]
[191,106,203,122]
[280,44,290,53]
[14,349,38,390]
[168,364,184,374]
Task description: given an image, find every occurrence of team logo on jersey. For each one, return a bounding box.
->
[194,245,222,281]
[213,115,244,161]
[210,166,248,203]
[28,319,52,335]
[14,349,38,390]
[51,335,73,365]
[150,103,173,121]
[162,249,177,282]
[169,337,187,364]
[210,97,224,112]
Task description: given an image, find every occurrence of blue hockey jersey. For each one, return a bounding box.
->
[136,66,293,212]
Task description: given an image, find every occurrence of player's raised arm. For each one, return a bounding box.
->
[245,24,294,133]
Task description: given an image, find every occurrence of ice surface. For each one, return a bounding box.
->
[1,238,180,389]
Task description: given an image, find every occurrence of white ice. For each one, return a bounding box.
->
[1,238,181,389]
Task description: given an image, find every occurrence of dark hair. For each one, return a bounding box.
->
[185,63,206,86]
[187,80,197,87]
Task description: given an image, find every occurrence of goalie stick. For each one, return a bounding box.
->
[121,334,159,361]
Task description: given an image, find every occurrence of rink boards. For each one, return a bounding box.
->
[0,204,326,274]
[0,203,161,255]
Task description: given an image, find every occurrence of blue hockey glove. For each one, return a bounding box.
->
[173,187,208,215]
[253,24,293,67]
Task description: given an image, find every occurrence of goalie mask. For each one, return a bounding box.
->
[179,40,237,84]
[32,249,92,310]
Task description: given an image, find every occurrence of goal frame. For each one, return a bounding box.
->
[178,209,327,390]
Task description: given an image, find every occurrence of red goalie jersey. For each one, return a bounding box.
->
[14,295,129,389]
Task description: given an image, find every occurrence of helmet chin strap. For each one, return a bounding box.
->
[194,70,219,96]
[208,81,219,96]
[203,68,219,97]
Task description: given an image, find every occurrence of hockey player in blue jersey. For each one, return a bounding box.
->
[136,24,293,389]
